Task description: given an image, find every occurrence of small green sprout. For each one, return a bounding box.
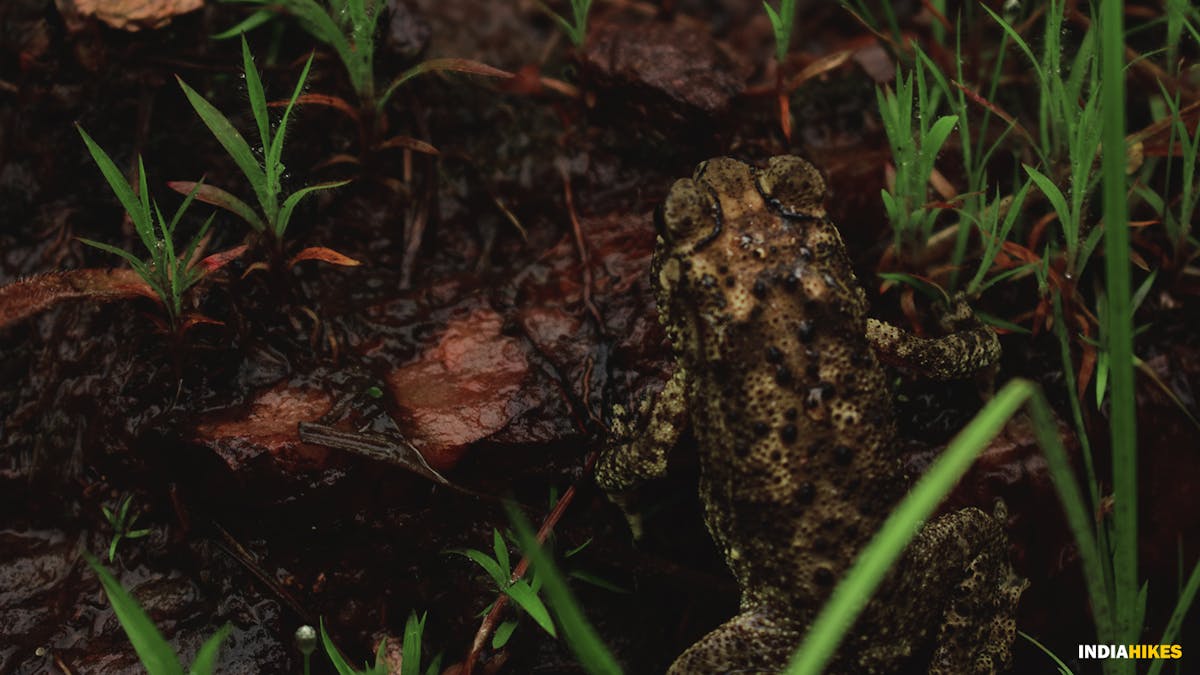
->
[100,494,152,562]
[76,127,214,329]
[453,529,557,643]
[399,612,443,675]
[763,0,797,63]
[504,502,621,675]
[537,0,594,48]
[454,526,623,652]
[174,36,348,243]
[84,554,231,675]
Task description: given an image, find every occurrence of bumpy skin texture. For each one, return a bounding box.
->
[596,157,1026,674]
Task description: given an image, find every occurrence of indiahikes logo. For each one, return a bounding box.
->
[1078,644,1183,659]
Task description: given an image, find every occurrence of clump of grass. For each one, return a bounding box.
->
[101,493,151,562]
[875,60,958,263]
[76,127,214,329]
[537,0,594,48]
[1139,82,1200,268]
[216,0,512,136]
[174,36,348,249]
[503,501,622,675]
[453,529,559,644]
[454,524,620,651]
[84,554,230,674]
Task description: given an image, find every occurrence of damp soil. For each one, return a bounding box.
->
[2,1,1199,674]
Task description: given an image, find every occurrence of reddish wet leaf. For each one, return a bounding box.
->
[192,382,334,471]
[168,181,265,232]
[396,58,514,85]
[0,269,155,328]
[199,245,249,273]
[387,308,529,470]
[288,247,362,268]
[271,93,360,122]
[179,313,223,332]
[377,135,440,155]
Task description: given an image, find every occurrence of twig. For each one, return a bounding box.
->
[560,167,604,328]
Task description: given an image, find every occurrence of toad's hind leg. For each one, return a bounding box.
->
[666,605,799,675]
[870,506,1027,675]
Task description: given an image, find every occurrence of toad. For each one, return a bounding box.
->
[597,156,1025,674]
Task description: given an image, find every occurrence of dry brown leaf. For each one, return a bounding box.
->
[56,0,202,31]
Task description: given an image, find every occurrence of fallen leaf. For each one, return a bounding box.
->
[387,309,529,469]
[56,0,202,31]
[0,269,154,328]
[288,247,363,268]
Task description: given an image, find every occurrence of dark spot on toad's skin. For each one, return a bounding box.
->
[834,445,854,465]
[775,366,792,385]
[814,567,835,586]
[797,320,815,342]
[780,424,797,443]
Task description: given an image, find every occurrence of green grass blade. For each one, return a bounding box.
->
[276,179,349,238]
[1025,166,1072,237]
[176,76,270,216]
[492,619,518,649]
[505,581,557,637]
[377,58,513,111]
[279,0,360,94]
[400,612,424,675]
[76,127,152,239]
[1098,0,1137,653]
[1146,558,1200,675]
[452,548,508,588]
[1027,388,1115,642]
[505,501,622,675]
[981,4,1045,88]
[319,622,354,675]
[187,624,231,675]
[240,36,271,153]
[267,52,314,179]
[1020,630,1075,675]
[319,619,380,675]
[166,178,203,236]
[180,213,215,288]
[493,529,511,578]
[84,554,185,675]
[785,380,1034,674]
[77,238,145,269]
[212,8,275,39]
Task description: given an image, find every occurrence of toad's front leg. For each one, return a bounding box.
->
[596,366,691,537]
[867,294,1001,381]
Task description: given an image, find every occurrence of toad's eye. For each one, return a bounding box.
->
[661,180,707,243]
[758,156,828,219]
